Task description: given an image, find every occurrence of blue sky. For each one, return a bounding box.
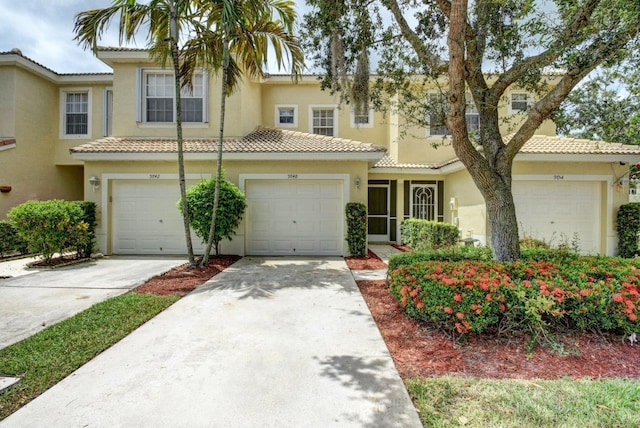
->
[0,0,312,73]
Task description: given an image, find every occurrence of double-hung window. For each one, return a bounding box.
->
[309,105,338,136]
[510,92,531,113]
[141,70,206,123]
[428,93,480,136]
[60,88,91,138]
[275,105,298,128]
[350,108,374,128]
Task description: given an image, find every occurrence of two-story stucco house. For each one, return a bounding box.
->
[2,47,639,256]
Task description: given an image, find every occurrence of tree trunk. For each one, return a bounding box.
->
[170,1,196,267]
[201,36,229,266]
[483,182,521,261]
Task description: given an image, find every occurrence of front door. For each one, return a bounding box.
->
[368,185,390,241]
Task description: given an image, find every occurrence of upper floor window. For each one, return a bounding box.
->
[275,104,298,128]
[350,108,374,128]
[309,105,338,136]
[510,92,531,113]
[138,69,207,124]
[60,88,91,138]
[427,93,479,136]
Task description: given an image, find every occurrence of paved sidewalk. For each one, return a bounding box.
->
[351,244,404,281]
[2,257,422,428]
[0,257,185,350]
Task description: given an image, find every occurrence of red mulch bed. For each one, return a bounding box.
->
[345,250,387,270]
[358,279,640,379]
[135,255,240,296]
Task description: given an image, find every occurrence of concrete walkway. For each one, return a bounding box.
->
[0,257,185,350]
[351,244,404,281]
[2,257,422,428]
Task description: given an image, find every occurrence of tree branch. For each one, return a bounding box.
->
[488,0,602,103]
[505,22,640,161]
[381,0,444,71]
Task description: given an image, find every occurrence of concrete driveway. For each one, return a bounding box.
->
[2,257,422,427]
[0,257,186,350]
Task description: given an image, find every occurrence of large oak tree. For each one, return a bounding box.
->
[303,0,640,261]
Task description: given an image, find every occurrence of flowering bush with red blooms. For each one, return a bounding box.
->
[389,256,640,338]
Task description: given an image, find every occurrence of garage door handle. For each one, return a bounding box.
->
[159,219,163,223]
[293,220,297,224]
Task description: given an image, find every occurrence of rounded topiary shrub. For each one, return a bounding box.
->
[179,178,246,255]
[345,202,367,257]
[8,200,90,263]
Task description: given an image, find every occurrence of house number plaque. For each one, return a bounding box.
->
[287,174,299,179]
[553,175,564,180]
[149,174,161,179]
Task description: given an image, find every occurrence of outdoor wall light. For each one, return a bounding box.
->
[354,177,361,190]
[89,176,100,191]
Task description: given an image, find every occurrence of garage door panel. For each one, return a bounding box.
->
[514,181,600,254]
[112,180,205,255]
[246,180,343,256]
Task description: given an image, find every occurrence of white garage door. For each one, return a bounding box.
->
[513,180,600,254]
[112,181,204,255]
[246,180,344,256]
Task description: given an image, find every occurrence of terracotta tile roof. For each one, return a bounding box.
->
[97,46,147,52]
[517,135,640,155]
[0,137,16,147]
[372,135,640,170]
[70,127,386,154]
[0,50,112,77]
[373,155,455,169]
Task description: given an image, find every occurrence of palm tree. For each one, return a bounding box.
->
[180,0,304,265]
[74,0,202,266]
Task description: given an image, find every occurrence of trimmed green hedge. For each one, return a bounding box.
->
[8,200,90,263]
[74,201,96,258]
[388,247,580,272]
[400,218,459,250]
[390,256,640,338]
[617,203,640,258]
[345,202,367,256]
[0,221,28,256]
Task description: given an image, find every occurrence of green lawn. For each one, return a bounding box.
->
[407,375,640,427]
[0,293,179,420]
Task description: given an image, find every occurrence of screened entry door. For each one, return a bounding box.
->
[368,185,390,241]
[411,184,437,220]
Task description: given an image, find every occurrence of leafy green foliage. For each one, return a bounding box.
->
[389,256,640,341]
[345,202,367,256]
[617,203,640,258]
[388,246,494,272]
[0,292,179,420]
[0,220,28,256]
[554,67,640,143]
[179,179,246,255]
[8,200,90,263]
[74,201,97,258]
[400,219,459,250]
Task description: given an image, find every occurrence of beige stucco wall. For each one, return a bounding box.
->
[111,63,257,138]
[261,79,389,148]
[82,158,369,255]
[0,67,83,219]
[55,82,111,165]
[0,68,16,137]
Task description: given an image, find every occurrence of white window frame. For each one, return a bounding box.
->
[103,87,113,137]
[427,93,480,136]
[136,68,209,126]
[309,104,339,137]
[274,104,298,128]
[509,92,532,114]
[60,87,92,139]
[350,108,374,128]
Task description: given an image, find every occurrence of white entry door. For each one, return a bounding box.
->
[245,180,344,255]
[512,180,601,254]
